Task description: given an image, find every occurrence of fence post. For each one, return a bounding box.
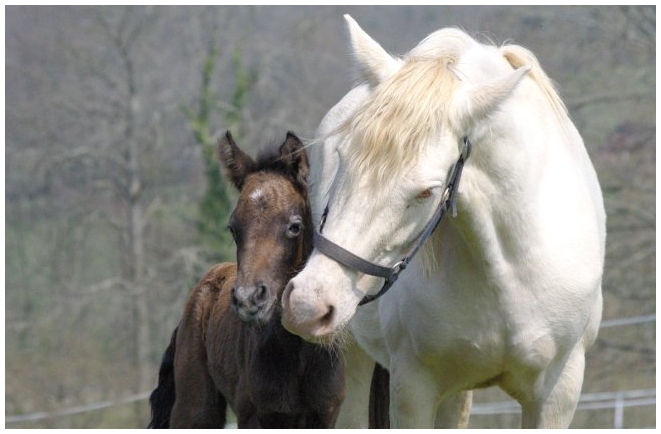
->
[613,391,624,429]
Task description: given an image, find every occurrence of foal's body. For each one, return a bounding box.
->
[149,132,345,428]
[172,262,343,428]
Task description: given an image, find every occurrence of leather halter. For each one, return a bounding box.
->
[314,138,472,306]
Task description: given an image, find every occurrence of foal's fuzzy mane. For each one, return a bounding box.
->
[254,146,295,175]
[250,136,310,196]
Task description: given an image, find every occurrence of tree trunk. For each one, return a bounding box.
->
[124,56,150,424]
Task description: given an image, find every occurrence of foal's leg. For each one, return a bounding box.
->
[333,342,376,428]
[170,370,227,427]
[170,367,227,427]
[170,323,227,428]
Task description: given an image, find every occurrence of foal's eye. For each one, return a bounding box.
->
[287,216,303,238]
[227,224,237,242]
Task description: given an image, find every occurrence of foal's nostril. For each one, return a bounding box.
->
[254,282,268,303]
[231,287,239,307]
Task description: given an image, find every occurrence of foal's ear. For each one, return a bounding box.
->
[217,130,257,190]
[279,132,309,192]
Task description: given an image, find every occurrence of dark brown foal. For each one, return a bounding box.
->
[149,132,344,428]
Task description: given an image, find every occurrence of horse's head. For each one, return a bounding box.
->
[282,15,531,342]
[218,131,310,325]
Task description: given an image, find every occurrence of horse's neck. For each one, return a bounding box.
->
[465,84,575,203]
[442,88,606,290]
[451,97,575,258]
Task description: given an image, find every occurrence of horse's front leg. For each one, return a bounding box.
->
[333,342,375,428]
[390,360,473,428]
[518,344,587,428]
[434,390,472,428]
[388,359,439,428]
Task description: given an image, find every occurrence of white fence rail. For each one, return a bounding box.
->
[5,392,151,424]
[472,388,656,429]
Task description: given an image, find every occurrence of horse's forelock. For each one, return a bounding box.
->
[342,56,459,184]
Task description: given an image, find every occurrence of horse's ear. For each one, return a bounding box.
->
[279,132,309,192]
[450,65,531,129]
[217,130,257,190]
[344,14,401,88]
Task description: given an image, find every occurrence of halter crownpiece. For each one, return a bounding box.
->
[315,137,472,306]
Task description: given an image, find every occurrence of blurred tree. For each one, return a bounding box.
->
[67,6,158,422]
[183,35,258,262]
[6,6,198,426]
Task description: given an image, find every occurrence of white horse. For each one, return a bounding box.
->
[282,15,606,428]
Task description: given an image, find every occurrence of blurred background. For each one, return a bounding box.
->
[5,5,655,428]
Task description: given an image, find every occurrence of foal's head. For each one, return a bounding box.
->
[218,131,311,325]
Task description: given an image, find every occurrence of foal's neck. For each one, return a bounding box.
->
[260,311,306,349]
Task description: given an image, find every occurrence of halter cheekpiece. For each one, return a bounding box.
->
[315,137,472,306]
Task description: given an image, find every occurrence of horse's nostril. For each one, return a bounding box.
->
[282,281,294,309]
[319,305,334,326]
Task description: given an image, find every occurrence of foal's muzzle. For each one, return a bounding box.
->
[231,283,274,323]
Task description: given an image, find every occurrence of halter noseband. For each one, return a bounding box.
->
[314,138,472,306]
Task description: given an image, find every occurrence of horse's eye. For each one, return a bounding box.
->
[417,188,433,199]
[287,217,303,238]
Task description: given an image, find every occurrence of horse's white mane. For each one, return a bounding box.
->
[499,43,568,118]
[415,28,568,118]
[335,28,568,185]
